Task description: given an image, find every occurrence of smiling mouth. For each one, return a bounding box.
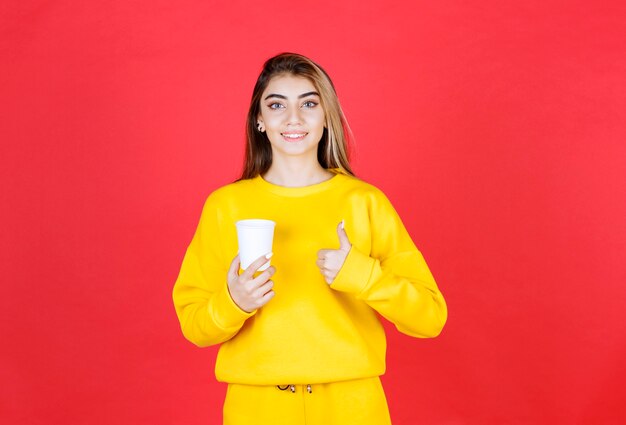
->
[281,132,308,141]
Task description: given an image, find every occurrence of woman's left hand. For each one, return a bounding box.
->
[316,220,352,285]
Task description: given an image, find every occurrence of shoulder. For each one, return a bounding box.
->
[339,173,393,204]
[201,177,256,211]
[335,174,401,220]
[209,177,254,198]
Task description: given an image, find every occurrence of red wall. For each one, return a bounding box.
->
[2,1,625,424]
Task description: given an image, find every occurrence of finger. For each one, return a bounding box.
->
[249,266,276,287]
[228,254,241,280]
[316,258,325,268]
[337,220,351,251]
[317,249,331,260]
[253,280,274,298]
[258,289,276,305]
[242,252,273,280]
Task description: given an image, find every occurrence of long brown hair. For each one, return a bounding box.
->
[238,52,355,180]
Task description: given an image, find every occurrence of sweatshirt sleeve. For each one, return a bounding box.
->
[330,189,447,338]
[172,193,256,347]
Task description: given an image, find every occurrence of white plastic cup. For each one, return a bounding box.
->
[235,219,276,272]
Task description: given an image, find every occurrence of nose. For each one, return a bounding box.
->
[285,105,302,126]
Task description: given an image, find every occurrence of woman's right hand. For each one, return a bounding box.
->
[227,253,276,313]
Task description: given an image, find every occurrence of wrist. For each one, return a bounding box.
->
[330,245,377,295]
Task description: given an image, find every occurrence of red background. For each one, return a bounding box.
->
[2,1,625,424]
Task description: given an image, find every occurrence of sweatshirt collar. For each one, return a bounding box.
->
[252,170,346,197]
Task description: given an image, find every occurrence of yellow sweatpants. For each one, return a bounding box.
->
[223,376,392,425]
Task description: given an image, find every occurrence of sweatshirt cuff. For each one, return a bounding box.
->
[210,283,256,330]
[330,245,378,295]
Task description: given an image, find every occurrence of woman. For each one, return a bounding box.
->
[172,52,447,425]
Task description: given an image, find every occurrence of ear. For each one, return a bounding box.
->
[256,116,265,132]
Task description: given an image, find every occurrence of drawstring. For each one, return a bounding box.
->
[277,384,296,393]
[277,384,312,393]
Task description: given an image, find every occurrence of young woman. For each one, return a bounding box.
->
[172,52,447,425]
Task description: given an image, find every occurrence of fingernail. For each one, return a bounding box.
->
[265,252,273,259]
[341,219,345,229]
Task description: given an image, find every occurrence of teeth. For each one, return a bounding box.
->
[283,133,306,139]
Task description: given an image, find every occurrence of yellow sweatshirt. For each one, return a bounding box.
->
[172,170,447,385]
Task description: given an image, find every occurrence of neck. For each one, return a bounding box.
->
[262,157,334,187]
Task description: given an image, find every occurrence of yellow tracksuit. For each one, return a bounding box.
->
[172,170,447,424]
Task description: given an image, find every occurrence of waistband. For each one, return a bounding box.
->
[277,384,313,393]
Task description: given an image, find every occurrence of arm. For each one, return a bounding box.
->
[172,194,255,347]
[330,190,447,338]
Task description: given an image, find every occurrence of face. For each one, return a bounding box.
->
[257,74,326,161]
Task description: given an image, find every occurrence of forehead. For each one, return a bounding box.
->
[263,74,317,96]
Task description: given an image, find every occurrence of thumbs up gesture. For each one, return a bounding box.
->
[316,220,352,285]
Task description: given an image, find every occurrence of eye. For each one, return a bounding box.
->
[268,102,284,110]
[302,100,318,108]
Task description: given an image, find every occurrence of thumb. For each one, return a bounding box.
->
[228,253,241,280]
[337,220,351,251]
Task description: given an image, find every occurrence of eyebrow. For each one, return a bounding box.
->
[264,91,320,101]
